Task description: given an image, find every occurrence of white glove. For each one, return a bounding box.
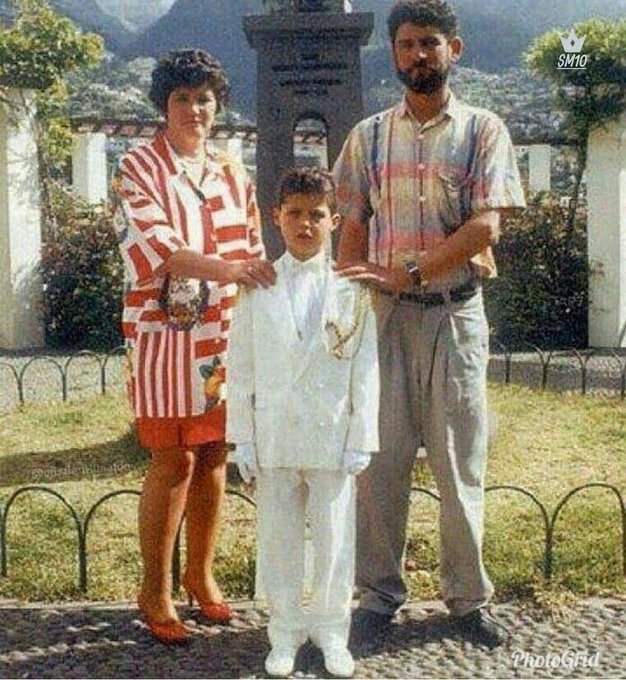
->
[233,442,259,484]
[343,449,372,475]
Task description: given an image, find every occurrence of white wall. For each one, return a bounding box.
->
[528,144,551,192]
[587,113,626,347]
[0,89,44,349]
[72,132,108,204]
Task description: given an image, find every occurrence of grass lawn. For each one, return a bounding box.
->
[0,384,624,605]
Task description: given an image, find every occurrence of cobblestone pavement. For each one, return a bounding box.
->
[1,598,625,678]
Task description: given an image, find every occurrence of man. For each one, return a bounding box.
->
[332,0,525,648]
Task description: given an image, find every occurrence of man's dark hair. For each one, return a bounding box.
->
[149,48,230,115]
[278,167,337,212]
[388,0,458,42]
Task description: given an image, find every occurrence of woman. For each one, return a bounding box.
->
[112,48,275,644]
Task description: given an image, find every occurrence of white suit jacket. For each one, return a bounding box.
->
[226,253,380,469]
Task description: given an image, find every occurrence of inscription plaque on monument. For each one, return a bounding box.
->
[246,1,372,258]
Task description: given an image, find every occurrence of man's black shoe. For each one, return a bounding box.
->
[454,608,508,649]
[349,607,393,649]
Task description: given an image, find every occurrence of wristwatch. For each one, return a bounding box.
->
[403,260,426,289]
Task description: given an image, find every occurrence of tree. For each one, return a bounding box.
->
[526,18,626,236]
[0,0,103,215]
[0,0,102,90]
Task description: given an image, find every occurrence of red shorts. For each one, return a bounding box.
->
[136,403,225,450]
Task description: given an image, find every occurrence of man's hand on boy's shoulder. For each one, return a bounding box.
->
[333,261,411,296]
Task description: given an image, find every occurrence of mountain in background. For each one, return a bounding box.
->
[123,0,260,112]
[122,0,624,114]
[95,0,177,33]
[360,0,625,70]
[2,0,623,120]
[3,0,623,65]
[0,0,135,50]
[359,0,625,41]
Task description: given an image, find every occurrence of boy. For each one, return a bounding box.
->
[226,168,379,678]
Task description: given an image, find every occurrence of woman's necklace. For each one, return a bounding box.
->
[178,152,207,186]
[165,132,207,185]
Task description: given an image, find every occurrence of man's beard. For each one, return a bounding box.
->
[396,63,448,94]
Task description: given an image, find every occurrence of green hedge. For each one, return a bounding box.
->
[484,192,588,349]
[40,188,588,351]
[41,185,124,350]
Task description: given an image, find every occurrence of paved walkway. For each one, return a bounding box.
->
[1,598,625,678]
[488,350,626,397]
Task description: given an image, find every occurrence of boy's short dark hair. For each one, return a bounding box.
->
[388,0,459,42]
[278,167,337,212]
[149,48,230,116]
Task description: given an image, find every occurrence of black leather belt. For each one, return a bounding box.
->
[384,280,480,307]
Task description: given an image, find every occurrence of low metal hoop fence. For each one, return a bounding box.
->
[0,483,623,595]
[411,483,626,582]
[0,486,255,594]
[2,344,626,409]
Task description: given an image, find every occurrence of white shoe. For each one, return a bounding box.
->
[322,644,355,678]
[264,645,297,678]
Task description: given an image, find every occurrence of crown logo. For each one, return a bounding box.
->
[560,30,586,53]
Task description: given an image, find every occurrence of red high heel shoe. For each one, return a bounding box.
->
[137,594,190,644]
[183,580,233,624]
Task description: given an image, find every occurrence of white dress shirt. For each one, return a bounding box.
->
[282,249,327,347]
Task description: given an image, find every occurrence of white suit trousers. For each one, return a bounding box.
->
[257,467,355,647]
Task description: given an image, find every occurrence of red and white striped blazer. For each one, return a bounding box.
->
[111,131,265,419]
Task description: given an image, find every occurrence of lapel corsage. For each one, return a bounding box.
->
[323,278,369,360]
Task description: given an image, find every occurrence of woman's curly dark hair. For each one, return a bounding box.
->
[388,0,458,42]
[149,48,230,115]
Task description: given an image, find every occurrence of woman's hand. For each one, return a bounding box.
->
[160,250,276,288]
[225,259,277,289]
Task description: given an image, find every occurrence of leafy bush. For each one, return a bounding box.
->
[41,184,124,350]
[0,0,103,176]
[484,193,588,349]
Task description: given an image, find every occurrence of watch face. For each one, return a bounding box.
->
[404,261,422,286]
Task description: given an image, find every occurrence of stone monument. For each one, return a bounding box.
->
[245,0,372,258]
[263,1,353,14]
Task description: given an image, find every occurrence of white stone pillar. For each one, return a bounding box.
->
[587,114,626,347]
[0,89,44,349]
[72,132,108,204]
[528,144,551,192]
[211,137,244,164]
